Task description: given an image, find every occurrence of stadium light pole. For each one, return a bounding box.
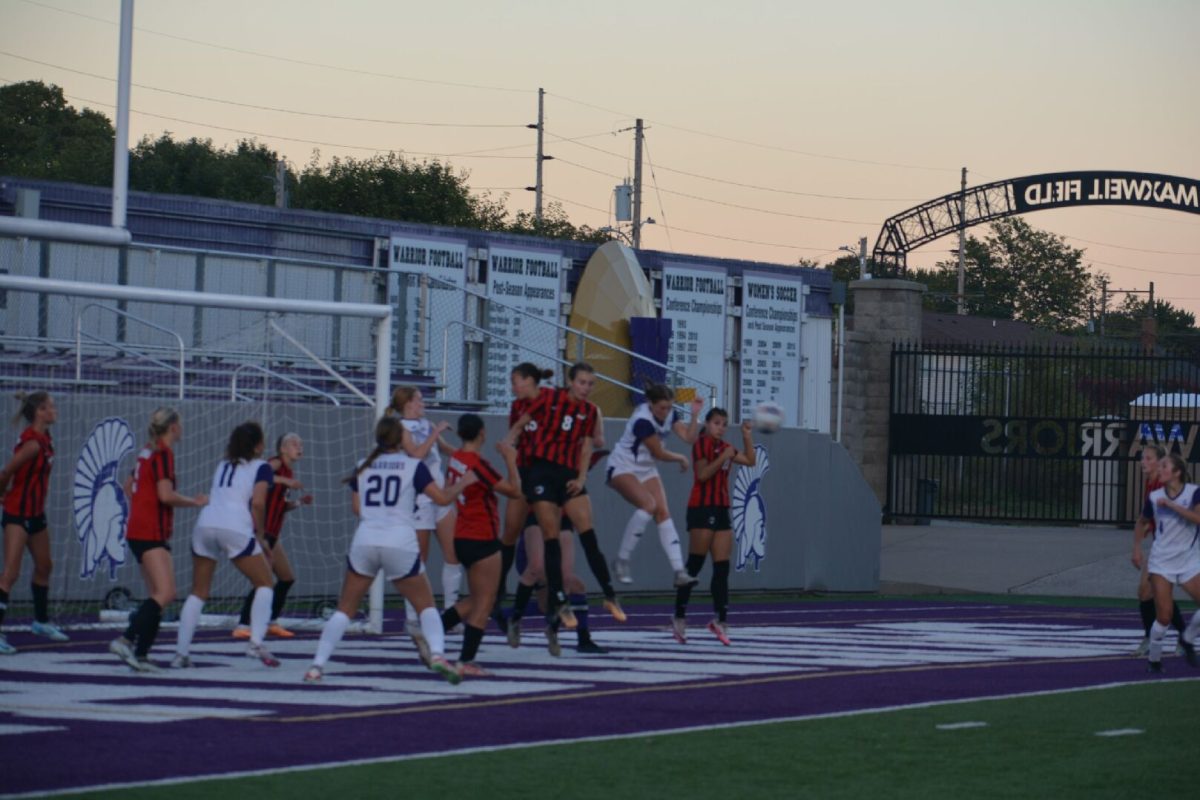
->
[838,237,868,280]
[111,0,134,229]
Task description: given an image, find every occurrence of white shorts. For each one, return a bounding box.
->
[192,526,261,561]
[605,456,659,484]
[1148,548,1200,586]
[413,473,452,528]
[347,542,424,581]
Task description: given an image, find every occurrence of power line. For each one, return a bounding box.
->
[1062,233,1200,257]
[0,50,527,128]
[641,134,673,250]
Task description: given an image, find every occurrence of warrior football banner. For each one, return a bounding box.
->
[661,262,727,407]
[388,235,468,396]
[484,246,564,408]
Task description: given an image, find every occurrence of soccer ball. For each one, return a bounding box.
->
[752,401,785,433]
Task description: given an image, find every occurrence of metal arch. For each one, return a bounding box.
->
[872,178,1016,275]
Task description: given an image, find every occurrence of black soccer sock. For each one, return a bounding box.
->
[134,599,163,658]
[1139,599,1157,637]
[441,605,462,632]
[544,537,565,607]
[460,624,485,663]
[495,543,516,608]
[511,582,535,623]
[1171,601,1187,634]
[238,587,255,626]
[676,554,707,618]
[0,587,7,626]
[711,560,730,623]
[272,579,294,621]
[31,582,49,623]
[123,602,143,643]
[577,529,616,600]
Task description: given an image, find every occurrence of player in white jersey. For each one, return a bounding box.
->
[608,384,705,587]
[1135,453,1200,673]
[304,415,475,684]
[389,386,464,619]
[173,422,280,668]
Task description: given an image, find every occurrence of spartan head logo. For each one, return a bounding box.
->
[74,418,135,579]
[731,444,770,572]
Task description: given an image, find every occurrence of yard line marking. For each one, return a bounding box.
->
[935,721,988,730]
[0,723,66,735]
[1094,728,1144,737]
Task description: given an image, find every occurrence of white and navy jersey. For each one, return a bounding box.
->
[401,417,442,476]
[195,458,273,534]
[348,453,434,548]
[607,403,679,471]
[1144,483,1200,564]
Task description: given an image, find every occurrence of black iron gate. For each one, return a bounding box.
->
[888,343,1200,523]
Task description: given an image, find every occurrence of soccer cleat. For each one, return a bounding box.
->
[31,621,69,642]
[170,654,194,669]
[673,570,699,588]
[613,558,633,585]
[132,658,161,673]
[456,661,491,678]
[267,622,295,639]
[0,635,15,655]
[603,597,627,623]
[247,643,281,668]
[1147,660,1164,674]
[231,625,251,640]
[576,638,608,655]
[707,619,732,646]
[491,609,509,635]
[1180,636,1198,667]
[545,624,562,657]
[109,636,139,669]
[303,665,323,683]
[507,619,522,648]
[429,655,462,685]
[1132,636,1149,657]
[556,603,578,630]
[671,617,688,644]
[410,628,433,667]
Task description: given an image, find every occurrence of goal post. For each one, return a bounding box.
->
[0,271,393,635]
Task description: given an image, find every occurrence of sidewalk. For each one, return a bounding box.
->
[880,521,1146,598]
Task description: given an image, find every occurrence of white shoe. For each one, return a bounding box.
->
[671,617,688,644]
[170,654,194,669]
[613,558,633,584]
[109,636,139,669]
[303,665,323,683]
[31,621,69,642]
[0,635,15,655]
[673,570,699,588]
[247,643,280,667]
[545,625,562,657]
[428,655,462,685]
[1132,636,1149,657]
[132,658,161,673]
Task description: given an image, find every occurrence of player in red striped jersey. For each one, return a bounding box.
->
[438,414,522,677]
[673,407,755,645]
[0,392,63,653]
[109,408,207,671]
[505,362,623,628]
[492,363,554,631]
[233,433,313,641]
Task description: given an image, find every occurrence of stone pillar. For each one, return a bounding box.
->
[840,279,925,507]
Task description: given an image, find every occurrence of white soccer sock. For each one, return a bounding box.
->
[176,594,204,656]
[1185,609,1200,645]
[249,586,273,645]
[314,610,350,667]
[618,508,654,561]
[419,606,446,657]
[657,518,685,572]
[442,563,464,610]
[1149,620,1168,662]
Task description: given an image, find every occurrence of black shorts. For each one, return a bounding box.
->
[264,535,279,550]
[523,459,587,506]
[128,540,170,563]
[2,512,47,535]
[454,538,501,567]
[687,506,732,531]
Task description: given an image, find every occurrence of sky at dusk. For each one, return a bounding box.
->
[2,0,1198,317]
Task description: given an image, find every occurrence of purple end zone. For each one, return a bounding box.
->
[0,599,1190,796]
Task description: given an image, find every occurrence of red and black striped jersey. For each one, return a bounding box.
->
[447,449,503,542]
[3,427,53,517]
[510,387,552,468]
[688,434,737,509]
[526,388,597,471]
[264,458,292,537]
[126,442,175,542]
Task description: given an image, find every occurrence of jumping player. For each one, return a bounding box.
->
[1135,453,1200,673]
[1131,445,1187,656]
[609,384,705,588]
[0,392,66,653]
[173,422,280,669]
[439,414,522,676]
[303,416,473,684]
[109,408,207,671]
[233,433,313,641]
[673,407,756,645]
[504,362,624,627]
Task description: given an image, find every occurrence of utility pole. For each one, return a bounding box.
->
[111,0,134,229]
[956,167,967,315]
[632,118,644,249]
[525,88,548,224]
[274,160,288,208]
[857,236,867,280]
[1099,279,1108,337]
